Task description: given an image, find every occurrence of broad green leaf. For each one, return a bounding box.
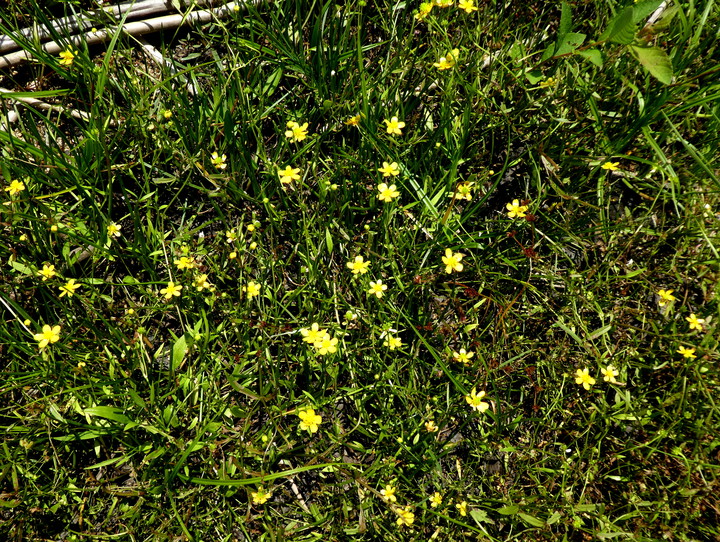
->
[600,7,637,45]
[554,32,586,56]
[630,45,673,84]
[497,504,520,515]
[525,70,545,84]
[469,509,493,525]
[559,2,573,37]
[84,406,132,424]
[518,512,545,527]
[632,0,664,22]
[172,334,188,372]
[576,48,603,67]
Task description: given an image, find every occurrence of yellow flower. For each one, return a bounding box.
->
[210,151,227,170]
[347,255,371,275]
[34,324,61,350]
[301,323,330,346]
[345,114,362,126]
[174,256,196,270]
[38,264,57,281]
[380,484,397,503]
[160,281,182,299]
[244,281,261,299]
[285,121,309,142]
[415,1,434,19]
[601,161,620,171]
[298,408,322,433]
[368,280,387,298]
[686,313,705,331]
[657,289,676,307]
[315,335,338,355]
[377,183,400,203]
[383,116,405,136]
[378,161,400,177]
[107,222,122,238]
[434,0,453,6]
[429,492,443,507]
[601,365,619,383]
[442,248,464,273]
[163,109,173,119]
[433,48,459,70]
[677,346,696,359]
[575,368,596,390]
[4,179,25,196]
[396,506,415,527]
[453,348,474,364]
[538,76,557,88]
[450,181,474,200]
[456,500,468,516]
[251,487,272,505]
[457,0,478,12]
[194,274,212,291]
[279,165,301,184]
[226,230,238,243]
[506,199,528,218]
[425,420,439,433]
[383,334,402,350]
[465,388,489,412]
[58,278,81,298]
[58,49,76,66]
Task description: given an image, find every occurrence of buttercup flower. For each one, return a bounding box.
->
[194,274,212,291]
[456,500,468,516]
[677,346,696,359]
[301,323,330,346]
[38,264,57,281]
[430,492,443,507]
[383,334,402,350]
[315,335,338,355]
[251,487,272,505]
[107,222,122,238]
[162,109,173,119]
[425,420,439,433]
[174,256,196,270]
[377,183,400,203]
[686,313,705,331]
[442,249,464,273]
[601,365,619,383]
[368,280,388,298]
[279,165,301,184]
[396,506,415,527]
[450,181,474,200]
[657,289,676,307]
[465,388,489,412]
[58,279,81,298]
[58,49,76,66]
[506,199,528,219]
[458,0,478,12]
[160,281,182,299]
[4,179,25,196]
[380,484,397,503]
[244,281,261,299]
[226,230,238,243]
[345,114,361,126]
[298,408,322,433]
[415,1,433,19]
[383,116,405,136]
[210,152,227,170]
[601,161,620,171]
[347,255,371,275]
[378,161,400,177]
[434,0,453,6]
[575,368,596,390]
[285,121,309,142]
[34,324,61,350]
[433,49,459,70]
[453,348,474,364]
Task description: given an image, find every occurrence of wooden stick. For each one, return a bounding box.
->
[0,1,251,70]
[0,0,220,54]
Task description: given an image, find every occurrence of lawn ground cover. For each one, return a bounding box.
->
[1,0,719,540]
